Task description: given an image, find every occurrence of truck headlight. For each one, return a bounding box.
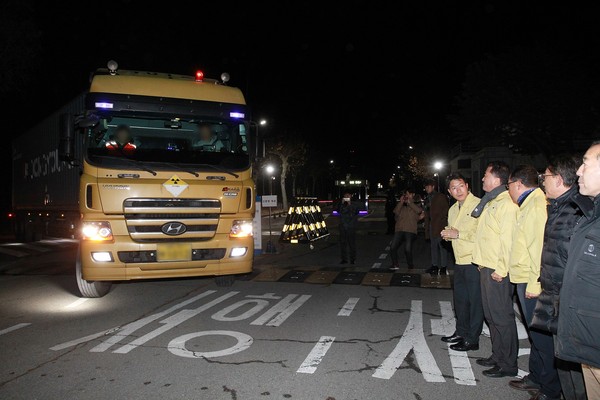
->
[82,221,114,241]
[229,220,253,238]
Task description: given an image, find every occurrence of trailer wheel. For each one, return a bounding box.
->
[75,247,111,298]
[215,275,235,287]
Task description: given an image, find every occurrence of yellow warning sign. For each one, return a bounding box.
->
[163,175,189,197]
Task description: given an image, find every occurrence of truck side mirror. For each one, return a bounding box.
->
[58,113,75,162]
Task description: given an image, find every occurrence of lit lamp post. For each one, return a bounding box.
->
[434,161,443,190]
[265,164,276,253]
[255,119,268,195]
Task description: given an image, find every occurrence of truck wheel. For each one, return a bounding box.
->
[75,247,111,298]
[215,275,235,287]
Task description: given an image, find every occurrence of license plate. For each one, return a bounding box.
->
[157,243,191,262]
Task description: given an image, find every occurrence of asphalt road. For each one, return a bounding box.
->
[0,205,536,400]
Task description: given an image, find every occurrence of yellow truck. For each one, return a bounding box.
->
[57,61,256,297]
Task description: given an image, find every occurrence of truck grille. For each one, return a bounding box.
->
[124,198,221,242]
[117,248,226,263]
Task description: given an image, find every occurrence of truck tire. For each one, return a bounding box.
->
[215,275,235,287]
[75,247,112,298]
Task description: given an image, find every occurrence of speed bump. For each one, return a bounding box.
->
[361,272,393,286]
[332,271,366,285]
[420,273,452,289]
[252,268,289,282]
[304,270,340,284]
[390,273,421,287]
[279,270,312,283]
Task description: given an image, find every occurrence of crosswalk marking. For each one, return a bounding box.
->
[297,336,335,374]
[0,247,30,257]
[338,297,359,316]
[0,323,32,336]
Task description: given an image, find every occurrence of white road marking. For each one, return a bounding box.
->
[212,299,269,321]
[513,302,529,340]
[64,298,89,309]
[0,323,31,336]
[90,290,217,353]
[448,346,476,385]
[51,327,121,351]
[378,253,387,259]
[5,243,50,253]
[371,263,382,269]
[373,300,444,382]
[338,297,360,316]
[430,301,475,385]
[0,247,29,257]
[168,330,253,358]
[250,294,311,327]
[430,301,455,336]
[113,291,239,354]
[297,336,336,374]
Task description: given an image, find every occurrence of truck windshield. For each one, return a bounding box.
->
[85,115,250,171]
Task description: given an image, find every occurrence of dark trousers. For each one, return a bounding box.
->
[386,213,395,234]
[430,233,448,267]
[516,284,562,399]
[453,264,484,343]
[390,231,416,267]
[480,268,518,372]
[339,226,356,262]
[556,358,587,400]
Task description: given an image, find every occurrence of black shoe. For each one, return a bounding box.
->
[482,366,518,378]
[439,267,447,275]
[424,266,438,274]
[350,259,355,265]
[441,333,464,343]
[509,375,541,391]
[340,260,348,264]
[450,341,479,351]
[476,356,497,367]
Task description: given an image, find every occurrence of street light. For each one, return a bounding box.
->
[433,160,443,190]
[264,164,276,253]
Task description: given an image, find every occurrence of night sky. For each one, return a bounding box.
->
[2,1,600,212]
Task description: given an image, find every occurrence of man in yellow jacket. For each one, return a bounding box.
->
[471,161,520,378]
[440,173,483,352]
[507,164,550,398]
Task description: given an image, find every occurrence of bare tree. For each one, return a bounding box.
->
[266,134,307,210]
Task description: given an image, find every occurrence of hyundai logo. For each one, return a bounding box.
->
[161,222,187,236]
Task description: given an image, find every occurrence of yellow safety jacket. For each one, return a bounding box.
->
[472,190,518,277]
[447,192,481,265]
[509,188,547,294]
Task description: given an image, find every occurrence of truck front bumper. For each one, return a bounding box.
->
[80,234,253,281]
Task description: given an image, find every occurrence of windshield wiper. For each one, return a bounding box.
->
[196,164,239,178]
[96,155,157,176]
[160,163,199,177]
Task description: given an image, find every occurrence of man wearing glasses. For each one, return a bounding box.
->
[556,142,600,400]
[471,161,520,378]
[512,155,591,400]
[506,165,552,399]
